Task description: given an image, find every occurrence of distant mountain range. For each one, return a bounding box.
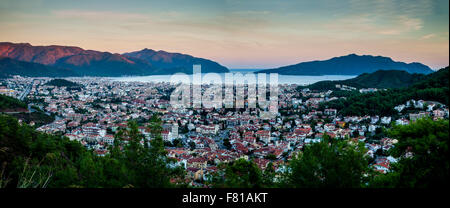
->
[303,70,426,91]
[257,54,434,75]
[0,42,229,77]
[0,42,436,77]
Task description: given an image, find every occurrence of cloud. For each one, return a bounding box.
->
[52,10,149,21]
[324,13,424,37]
[421,33,436,39]
[398,15,423,30]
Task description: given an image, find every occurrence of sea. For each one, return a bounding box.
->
[109,69,356,86]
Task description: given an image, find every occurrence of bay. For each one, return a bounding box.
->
[109,69,356,85]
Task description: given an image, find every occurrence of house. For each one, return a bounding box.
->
[162,130,170,141]
[395,119,409,125]
[196,124,219,135]
[324,109,337,116]
[394,104,406,112]
[409,112,428,122]
[324,123,335,132]
[380,117,391,125]
[370,116,379,124]
[255,130,271,143]
[433,109,445,119]
[103,134,115,145]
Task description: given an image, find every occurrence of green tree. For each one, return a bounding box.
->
[211,159,263,188]
[370,118,449,188]
[282,135,371,188]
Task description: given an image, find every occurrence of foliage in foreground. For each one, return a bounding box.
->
[0,113,448,188]
[371,118,449,188]
[210,118,449,188]
[0,114,183,188]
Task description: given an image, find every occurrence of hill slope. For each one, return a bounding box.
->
[44,79,80,87]
[258,54,433,75]
[0,57,77,78]
[123,48,229,74]
[305,70,425,90]
[0,42,229,76]
[44,79,83,91]
[320,67,449,116]
[0,94,27,112]
[0,42,152,76]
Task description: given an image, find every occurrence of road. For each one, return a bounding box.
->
[18,80,34,101]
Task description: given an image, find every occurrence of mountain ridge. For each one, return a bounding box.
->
[123,48,229,74]
[0,57,78,78]
[303,69,426,90]
[0,42,229,76]
[257,54,434,75]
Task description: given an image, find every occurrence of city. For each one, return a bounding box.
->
[1,73,447,187]
[0,0,448,206]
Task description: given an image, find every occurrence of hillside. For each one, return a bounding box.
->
[0,57,77,78]
[44,79,83,90]
[0,94,27,112]
[0,42,229,77]
[0,114,181,188]
[258,54,433,75]
[320,67,449,116]
[123,48,229,74]
[304,70,425,91]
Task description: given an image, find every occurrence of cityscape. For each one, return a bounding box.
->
[0,1,449,205]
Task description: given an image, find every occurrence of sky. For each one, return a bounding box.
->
[0,0,448,69]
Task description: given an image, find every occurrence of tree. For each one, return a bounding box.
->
[370,118,449,188]
[264,154,277,160]
[114,116,183,187]
[223,138,232,150]
[282,135,371,188]
[262,162,276,188]
[210,159,263,188]
[0,113,183,188]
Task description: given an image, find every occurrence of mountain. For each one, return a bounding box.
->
[0,57,77,78]
[0,42,229,76]
[257,54,434,75]
[0,42,153,76]
[304,70,425,90]
[123,48,229,74]
[321,66,449,116]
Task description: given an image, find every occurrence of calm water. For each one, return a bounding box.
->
[110,69,356,85]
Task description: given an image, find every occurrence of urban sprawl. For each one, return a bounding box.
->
[1,76,448,186]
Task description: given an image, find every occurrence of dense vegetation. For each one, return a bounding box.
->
[9,112,54,127]
[302,70,425,91]
[0,57,77,78]
[320,67,449,116]
[44,79,83,91]
[0,114,184,188]
[282,136,371,188]
[371,118,449,187]
[0,94,27,111]
[209,158,276,188]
